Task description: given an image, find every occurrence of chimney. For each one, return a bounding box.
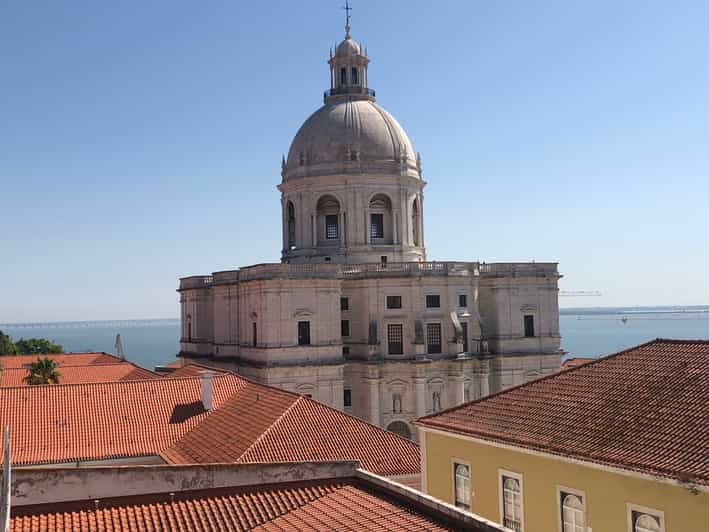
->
[200,370,214,412]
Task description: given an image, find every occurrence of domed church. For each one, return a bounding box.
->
[178,16,562,440]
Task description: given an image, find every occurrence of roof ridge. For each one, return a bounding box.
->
[236,390,303,461]
[418,338,665,424]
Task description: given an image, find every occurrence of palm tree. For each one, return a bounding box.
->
[24,357,61,385]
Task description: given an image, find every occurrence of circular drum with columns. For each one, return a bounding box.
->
[278,22,426,265]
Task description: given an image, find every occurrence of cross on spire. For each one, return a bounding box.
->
[342,1,352,38]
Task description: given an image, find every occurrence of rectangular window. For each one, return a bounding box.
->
[341,319,350,337]
[387,324,404,355]
[458,294,467,307]
[370,213,384,239]
[499,471,523,532]
[297,321,311,346]
[559,488,586,532]
[628,504,665,532]
[386,295,402,309]
[340,297,349,311]
[252,322,257,347]
[326,214,339,240]
[461,321,469,353]
[454,463,470,510]
[342,346,350,356]
[343,388,352,407]
[426,323,442,354]
[524,315,535,337]
[426,295,441,308]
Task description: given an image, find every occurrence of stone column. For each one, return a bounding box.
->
[364,208,370,244]
[366,377,380,426]
[418,194,425,249]
[393,211,400,244]
[452,373,465,406]
[414,375,426,418]
[281,199,287,253]
[479,359,490,398]
[311,214,317,248]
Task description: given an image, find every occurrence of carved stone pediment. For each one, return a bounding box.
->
[520,304,538,312]
[293,308,314,318]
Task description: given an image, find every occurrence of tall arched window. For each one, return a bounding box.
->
[340,67,347,85]
[317,195,341,245]
[186,314,192,341]
[454,463,470,510]
[412,197,420,246]
[351,67,358,84]
[369,194,393,244]
[561,494,585,532]
[287,201,296,249]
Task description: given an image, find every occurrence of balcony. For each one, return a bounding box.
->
[324,87,376,100]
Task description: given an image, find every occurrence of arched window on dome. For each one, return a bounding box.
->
[351,67,358,85]
[340,67,347,86]
[412,198,420,246]
[386,420,412,440]
[369,194,393,245]
[287,201,296,250]
[317,195,341,246]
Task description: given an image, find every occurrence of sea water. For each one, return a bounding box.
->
[2,308,708,370]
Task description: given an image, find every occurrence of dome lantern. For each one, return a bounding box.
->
[324,4,374,104]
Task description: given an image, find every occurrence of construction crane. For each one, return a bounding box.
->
[559,290,602,297]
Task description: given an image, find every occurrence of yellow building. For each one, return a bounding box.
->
[416,339,709,532]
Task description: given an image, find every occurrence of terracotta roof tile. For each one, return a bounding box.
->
[164,363,229,379]
[161,381,421,476]
[560,356,595,370]
[418,339,709,486]
[0,374,247,465]
[0,352,122,369]
[0,363,158,387]
[9,479,453,532]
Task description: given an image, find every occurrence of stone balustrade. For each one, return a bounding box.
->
[179,261,558,289]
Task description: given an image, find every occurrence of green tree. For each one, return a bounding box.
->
[23,357,61,385]
[14,337,63,355]
[0,330,16,355]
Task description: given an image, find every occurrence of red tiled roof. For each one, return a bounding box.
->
[9,479,453,531]
[560,356,595,370]
[418,339,709,486]
[0,363,158,387]
[161,380,421,476]
[0,352,122,369]
[0,374,247,465]
[164,363,229,379]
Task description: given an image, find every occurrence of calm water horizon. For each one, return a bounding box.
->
[2,306,708,371]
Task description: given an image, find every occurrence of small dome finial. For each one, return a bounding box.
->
[343,0,352,39]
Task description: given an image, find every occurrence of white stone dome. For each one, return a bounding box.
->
[284,99,419,181]
[335,37,361,57]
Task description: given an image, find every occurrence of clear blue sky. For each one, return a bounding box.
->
[1,0,708,322]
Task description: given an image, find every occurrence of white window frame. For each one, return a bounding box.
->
[556,485,586,532]
[498,469,524,532]
[626,503,665,532]
[451,458,472,511]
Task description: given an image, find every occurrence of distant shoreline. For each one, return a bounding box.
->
[3,305,709,327]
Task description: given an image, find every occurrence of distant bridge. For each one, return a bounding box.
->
[0,319,179,330]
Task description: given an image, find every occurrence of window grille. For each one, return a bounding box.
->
[388,324,404,355]
[426,295,441,308]
[426,323,442,354]
[454,464,470,510]
[561,493,585,532]
[370,213,384,239]
[502,476,522,532]
[326,215,339,240]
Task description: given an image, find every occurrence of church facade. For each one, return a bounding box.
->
[178,20,562,439]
